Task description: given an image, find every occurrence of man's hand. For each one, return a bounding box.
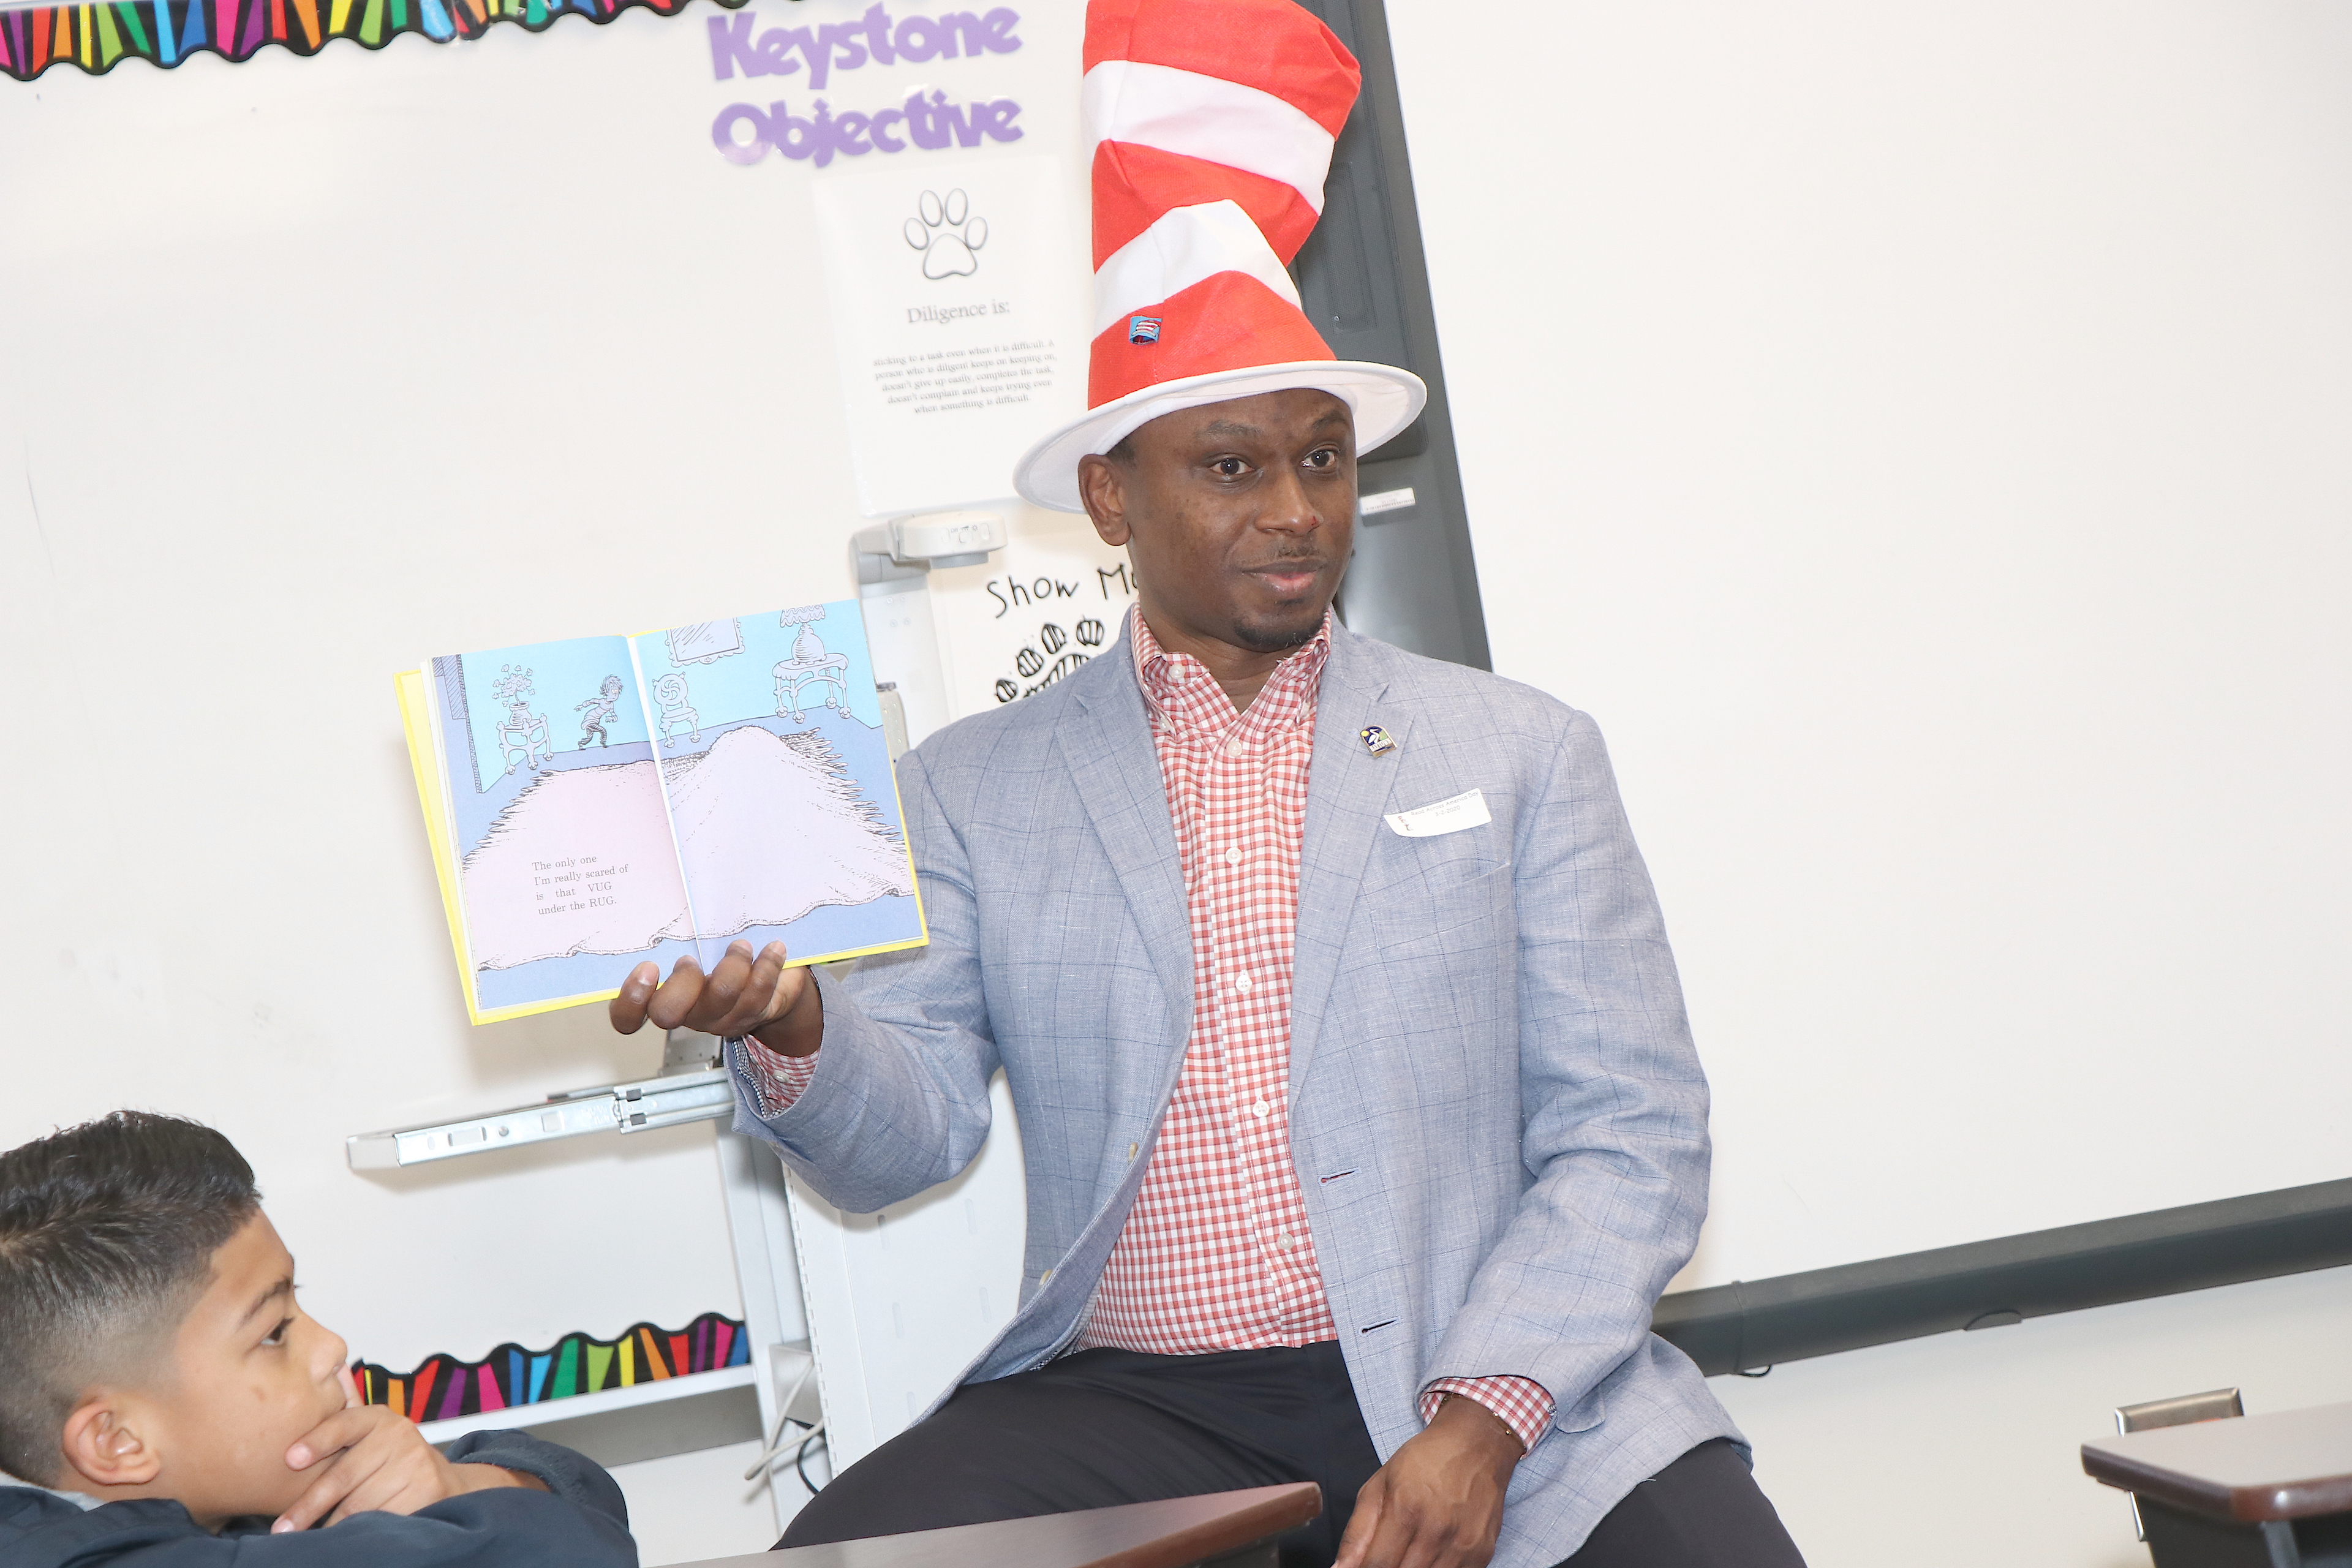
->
[1332,1395,1524,1568]
[608,939,823,1056]
[272,1406,546,1532]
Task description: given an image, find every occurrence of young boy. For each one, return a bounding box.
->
[0,1111,636,1566]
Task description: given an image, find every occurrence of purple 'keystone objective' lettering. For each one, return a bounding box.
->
[710,4,1021,84]
[711,90,1023,167]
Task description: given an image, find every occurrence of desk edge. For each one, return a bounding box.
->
[2082,1446,2352,1523]
[1076,1483,1323,1568]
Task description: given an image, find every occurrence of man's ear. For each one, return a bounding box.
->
[1077,454,1133,547]
[59,1396,162,1491]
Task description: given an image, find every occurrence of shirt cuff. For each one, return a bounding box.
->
[1418,1376,1554,1455]
[728,1034,820,1120]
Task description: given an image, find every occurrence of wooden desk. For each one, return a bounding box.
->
[2083,1401,2352,1568]
[669,1483,1323,1568]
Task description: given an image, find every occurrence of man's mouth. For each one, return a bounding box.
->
[1245,560,1326,597]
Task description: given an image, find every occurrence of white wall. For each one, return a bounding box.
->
[1713,1264,2352,1568]
[609,1439,784,1564]
[1388,2,2351,1562]
[1394,0,2352,1284]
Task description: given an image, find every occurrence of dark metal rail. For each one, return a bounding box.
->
[1653,1178,2352,1376]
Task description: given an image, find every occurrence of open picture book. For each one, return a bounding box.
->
[398,603,925,1024]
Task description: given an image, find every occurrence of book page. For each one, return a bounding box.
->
[627,604,925,972]
[426,635,697,1020]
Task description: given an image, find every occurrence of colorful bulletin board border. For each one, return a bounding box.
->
[355,1310,750,1424]
[0,0,748,83]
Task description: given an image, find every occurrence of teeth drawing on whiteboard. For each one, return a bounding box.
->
[993,615,1106,704]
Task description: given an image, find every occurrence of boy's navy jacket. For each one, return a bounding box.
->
[0,1430,635,1568]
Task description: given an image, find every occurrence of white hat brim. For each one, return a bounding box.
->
[1011,360,1429,513]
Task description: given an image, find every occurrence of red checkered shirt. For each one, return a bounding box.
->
[736,609,1553,1451]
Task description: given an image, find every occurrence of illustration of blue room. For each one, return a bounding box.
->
[432,605,917,1012]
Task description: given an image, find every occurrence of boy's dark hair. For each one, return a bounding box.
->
[0,1112,261,1484]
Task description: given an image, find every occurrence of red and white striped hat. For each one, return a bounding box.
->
[1012,0,1427,512]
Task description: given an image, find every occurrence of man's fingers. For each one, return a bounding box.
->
[625,944,804,1041]
[609,962,660,1035]
[689,941,758,1030]
[1360,1506,1421,1568]
[644,957,707,1030]
[1333,1478,1385,1568]
[1368,1496,1458,1568]
[714,943,798,1036]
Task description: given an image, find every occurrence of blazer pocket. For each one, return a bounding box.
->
[1366,858,1515,954]
[1364,818,1510,899]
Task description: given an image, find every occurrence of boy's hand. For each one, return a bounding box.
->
[273,1406,546,1532]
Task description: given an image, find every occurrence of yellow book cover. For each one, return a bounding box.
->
[399,604,927,1025]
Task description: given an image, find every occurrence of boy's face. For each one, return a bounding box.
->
[75,1211,350,1526]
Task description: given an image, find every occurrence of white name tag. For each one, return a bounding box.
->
[1384,788,1491,839]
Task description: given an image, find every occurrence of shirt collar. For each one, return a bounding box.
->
[1128,606,1332,727]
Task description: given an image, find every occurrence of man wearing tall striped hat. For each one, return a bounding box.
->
[614,2,1804,1563]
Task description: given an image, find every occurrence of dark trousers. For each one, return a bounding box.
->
[776,1344,1806,1568]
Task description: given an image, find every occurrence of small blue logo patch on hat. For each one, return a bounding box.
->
[1128,315,1163,345]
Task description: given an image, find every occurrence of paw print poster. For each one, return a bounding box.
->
[907,188,987,278]
[813,153,1089,516]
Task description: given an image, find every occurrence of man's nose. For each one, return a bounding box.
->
[1256,464,1324,534]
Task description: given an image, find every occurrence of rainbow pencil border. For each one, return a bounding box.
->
[353,1310,752,1425]
[0,0,745,82]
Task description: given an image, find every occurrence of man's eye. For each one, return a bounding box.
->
[261,1317,293,1348]
[1214,458,1247,477]
[1305,450,1336,469]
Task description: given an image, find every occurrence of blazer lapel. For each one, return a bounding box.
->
[1287,627,1406,1098]
[1058,643,1197,1052]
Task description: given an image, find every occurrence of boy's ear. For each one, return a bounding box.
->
[58,1397,162,1491]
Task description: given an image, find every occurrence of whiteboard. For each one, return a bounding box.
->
[0,0,1084,1371]
[15,0,2344,1375]
[1389,0,2352,1288]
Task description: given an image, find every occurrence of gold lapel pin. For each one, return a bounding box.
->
[1359,725,1397,757]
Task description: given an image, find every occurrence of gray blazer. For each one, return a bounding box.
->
[731,617,1740,1564]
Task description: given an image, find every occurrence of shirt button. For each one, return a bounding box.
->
[1275,1233,1295,1251]
[1251,1100,1271,1119]
[1224,736,1246,758]
[1234,973,1254,993]
[1225,848,1244,867]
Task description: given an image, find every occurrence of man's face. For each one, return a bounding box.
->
[95,1212,350,1526]
[1079,388,1357,658]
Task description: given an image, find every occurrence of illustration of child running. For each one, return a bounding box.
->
[575,676,624,748]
